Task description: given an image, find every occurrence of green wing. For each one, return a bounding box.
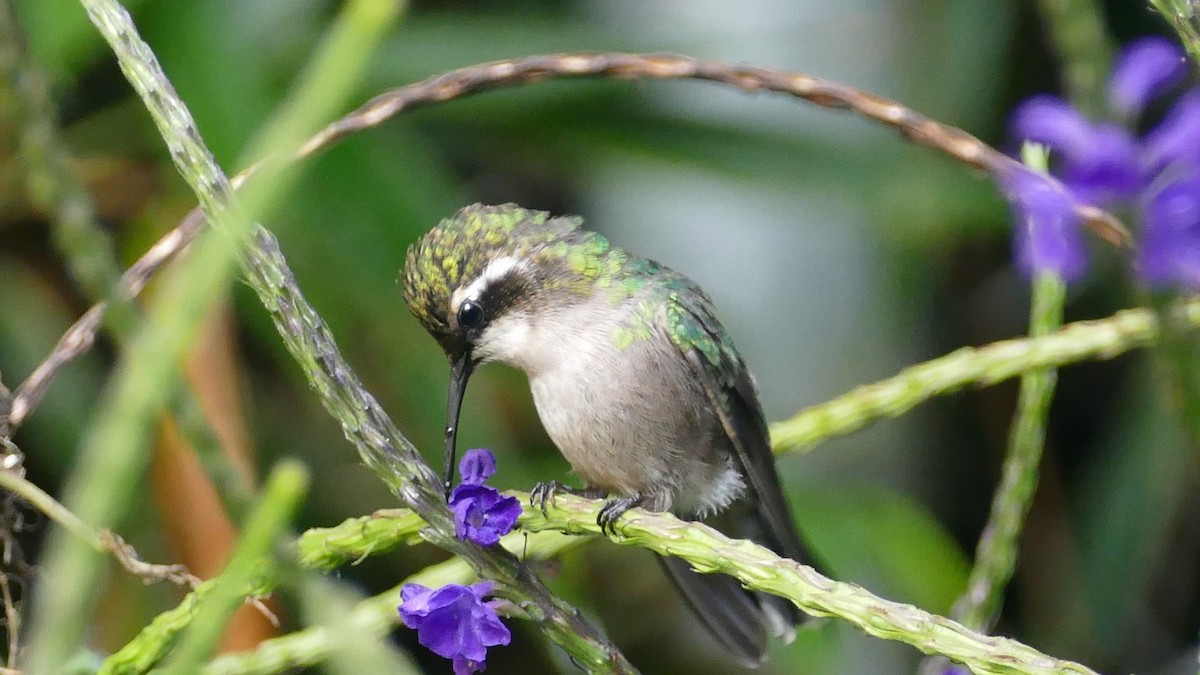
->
[662,277,808,564]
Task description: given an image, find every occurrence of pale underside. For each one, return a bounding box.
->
[473,286,745,517]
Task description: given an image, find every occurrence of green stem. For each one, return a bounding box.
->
[23,0,394,670]
[290,573,423,675]
[1034,0,1113,116]
[517,494,1097,675]
[54,2,627,670]
[1149,0,1200,66]
[0,0,123,304]
[0,468,100,549]
[204,531,579,675]
[220,500,1100,675]
[2,0,254,523]
[770,300,1200,455]
[295,509,427,570]
[1149,293,1200,454]
[100,522,580,674]
[158,461,309,674]
[952,273,1066,631]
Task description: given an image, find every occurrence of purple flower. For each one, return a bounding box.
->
[449,449,521,546]
[459,447,498,486]
[399,581,511,674]
[1138,176,1200,288]
[1109,37,1187,117]
[1002,168,1086,280]
[1007,35,1200,288]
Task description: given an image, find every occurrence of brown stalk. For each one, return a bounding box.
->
[3,51,1131,434]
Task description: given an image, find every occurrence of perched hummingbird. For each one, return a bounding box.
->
[402,203,811,666]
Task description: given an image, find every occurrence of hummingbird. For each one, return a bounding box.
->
[401,203,811,666]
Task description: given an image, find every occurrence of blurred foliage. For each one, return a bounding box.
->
[1,0,1198,673]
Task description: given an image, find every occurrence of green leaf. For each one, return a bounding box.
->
[792,484,970,614]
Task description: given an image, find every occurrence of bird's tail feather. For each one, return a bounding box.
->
[656,507,810,667]
[657,555,772,668]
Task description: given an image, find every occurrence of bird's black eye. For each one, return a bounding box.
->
[457,300,485,330]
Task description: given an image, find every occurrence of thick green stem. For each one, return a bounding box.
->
[953,273,1066,631]
[122,495,1103,675]
[22,0,395,670]
[1034,0,1113,116]
[1149,0,1200,65]
[158,461,309,674]
[205,530,579,675]
[518,494,1096,675]
[46,1,629,671]
[770,300,1199,455]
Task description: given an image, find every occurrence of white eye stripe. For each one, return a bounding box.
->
[451,256,527,314]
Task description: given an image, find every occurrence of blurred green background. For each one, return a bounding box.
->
[2,0,1197,673]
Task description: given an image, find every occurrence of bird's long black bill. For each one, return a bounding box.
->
[443,350,474,499]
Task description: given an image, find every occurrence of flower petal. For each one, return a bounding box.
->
[1002,168,1087,280]
[399,582,510,672]
[459,448,497,485]
[1059,123,1141,204]
[1143,90,1200,177]
[451,484,521,546]
[454,656,484,675]
[1138,176,1200,289]
[1109,37,1187,116]
[1011,95,1093,157]
[398,583,436,626]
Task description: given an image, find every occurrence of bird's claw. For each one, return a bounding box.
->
[530,480,590,515]
[529,481,558,515]
[596,495,643,537]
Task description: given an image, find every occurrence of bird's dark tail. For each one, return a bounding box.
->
[656,506,810,668]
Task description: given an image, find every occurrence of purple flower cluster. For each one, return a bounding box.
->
[1006,36,1200,288]
[395,450,520,673]
[450,449,522,546]
[399,581,511,675]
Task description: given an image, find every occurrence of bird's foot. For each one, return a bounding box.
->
[529,481,605,515]
[597,494,647,537]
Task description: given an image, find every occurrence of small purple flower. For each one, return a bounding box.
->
[449,449,521,546]
[459,447,498,486]
[1109,37,1187,117]
[399,581,511,675]
[1138,176,1200,288]
[1007,35,1200,288]
[1002,168,1086,280]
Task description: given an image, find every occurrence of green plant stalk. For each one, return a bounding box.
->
[166,387,257,520]
[29,0,625,665]
[952,272,1066,632]
[952,144,1065,631]
[24,0,397,670]
[246,500,1099,675]
[292,573,423,675]
[1150,0,1200,65]
[2,0,256,521]
[0,0,122,305]
[240,227,635,673]
[295,509,427,569]
[1148,292,1200,452]
[99,580,253,675]
[0,466,100,549]
[100,526,579,674]
[518,494,1096,675]
[159,461,310,674]
[207,531,579,675]
[1034,0,1113,116]
[769,300,1200,455]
